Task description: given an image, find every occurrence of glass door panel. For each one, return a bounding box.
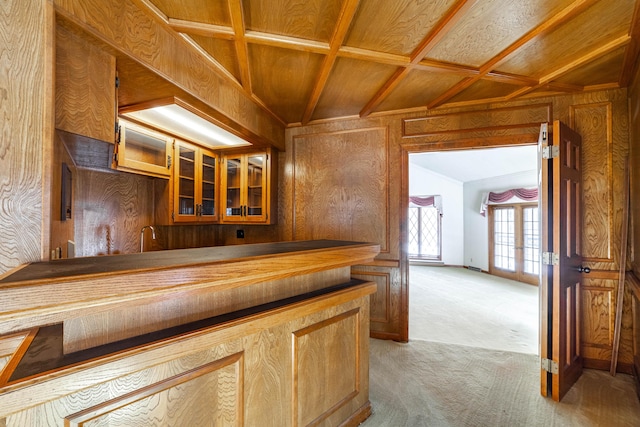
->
[200,152,216,218]
[177,145,196,217]
[523,206,540,275]
[494,207,516,271]
[246,154,264,217]
[225,157,242,217]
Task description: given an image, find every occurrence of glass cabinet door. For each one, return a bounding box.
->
[200,151,216,219]
[117,120,171,178]
[246,154,265,218]
[225,156,243,218]
[175,143,196,221]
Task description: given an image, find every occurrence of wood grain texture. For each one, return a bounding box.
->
[147,0,231,26]
[0,283,375,426]
[74,169,156,256]
[55,22,116,143]
[54,0,285,145]
[0,0,50,273]
[292,128,389,253]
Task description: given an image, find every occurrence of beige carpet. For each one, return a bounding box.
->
[361,266,640,426]
[409,266,539,354]
[363,339,640,426]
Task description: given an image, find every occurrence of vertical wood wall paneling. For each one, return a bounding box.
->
[0,0,51,273]
[291,127,389,253]
[74,170,156,256]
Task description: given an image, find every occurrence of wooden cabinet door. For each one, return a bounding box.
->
[220,151,270,223]
[540,121,583,401]
[173,141,218,223]
[116,120,172,178]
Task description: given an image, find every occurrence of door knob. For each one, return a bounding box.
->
[578,266,591,273]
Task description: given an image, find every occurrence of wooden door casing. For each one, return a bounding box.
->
[540,121,584,401]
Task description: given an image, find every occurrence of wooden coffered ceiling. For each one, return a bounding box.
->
[137,0,640,126]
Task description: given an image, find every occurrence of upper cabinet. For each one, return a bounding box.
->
[114,120,172,178]
[55,23,116,144]
[221,149,276,224]
[173,140,219,223]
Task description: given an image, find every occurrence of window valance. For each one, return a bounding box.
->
[409,195,443,216]
[480,187,538,216]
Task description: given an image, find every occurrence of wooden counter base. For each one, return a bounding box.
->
[0,281,376,426]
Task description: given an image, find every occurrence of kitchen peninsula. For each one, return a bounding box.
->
[0,240,378,426]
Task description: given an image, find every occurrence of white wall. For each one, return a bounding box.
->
[409,164,464,265]
[463,170,538,271]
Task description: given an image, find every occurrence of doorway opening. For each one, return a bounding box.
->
[408,146,540,354]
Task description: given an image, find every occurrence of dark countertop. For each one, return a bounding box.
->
[0,240,370,285]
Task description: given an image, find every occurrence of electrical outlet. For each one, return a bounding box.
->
[236,229,245,239]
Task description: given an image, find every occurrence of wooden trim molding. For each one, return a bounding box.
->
[65,352,244,426]
[351,270,391,324]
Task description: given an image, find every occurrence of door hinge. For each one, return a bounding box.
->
[541,358,559,374]
[115,76,120,89]
[171,212,175,222]
[542,252,559,265]
[542,145,559,159]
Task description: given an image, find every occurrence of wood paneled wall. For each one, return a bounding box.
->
[284,88,633,369]
[0,0,53,273]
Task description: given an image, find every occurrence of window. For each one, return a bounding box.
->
[489,203,539,285]
[408,205,441,260]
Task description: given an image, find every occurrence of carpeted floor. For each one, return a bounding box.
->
[363,339,640,426]
[409,266,539,354]
[361,266,640,426]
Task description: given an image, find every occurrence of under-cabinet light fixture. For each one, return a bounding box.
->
[120,98,250,149]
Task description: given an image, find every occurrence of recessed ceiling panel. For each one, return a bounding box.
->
[243,0,343,42]
[497,0,634,78]
[375,69,465,113]
[249,44,324,123]
[188,35,240,82]
[313,58,398,121]
[149,0,230,25]
[428,0,575,68]
[446,79,523,105]
[345,0,456,56]
[554,47,626,87]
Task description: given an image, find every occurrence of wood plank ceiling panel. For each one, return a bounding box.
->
[427,0,577,67]
[447,79,525,105]
[148,0,231,25]
[374,70,466,113]
[313,58,398,121]
[497,0,634,78]
[554,47,627,87]
[344,0,458,56]
[187,35,241,81]
[242,0,343,42]
[249,44,324,124]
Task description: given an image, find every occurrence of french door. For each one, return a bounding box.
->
[488,203,540,285]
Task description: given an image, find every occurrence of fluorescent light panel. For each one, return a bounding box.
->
[123,104,250,148]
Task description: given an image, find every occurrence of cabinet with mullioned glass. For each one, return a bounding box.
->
[172,139,219,223]
[220,150,273,223]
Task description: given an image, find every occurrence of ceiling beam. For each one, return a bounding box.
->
[427,0,599,109]
[168,19,235,40]
[301,0,361,125]
[228,0,252,93]
[619,0,640,86]
[359,0,479,118]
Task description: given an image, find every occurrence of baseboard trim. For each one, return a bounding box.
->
[370,331,404,342]
[340,401,372,427]
[583,357,634,375]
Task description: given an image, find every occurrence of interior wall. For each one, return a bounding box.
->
[463,170,538,272]
[409,163,464,265]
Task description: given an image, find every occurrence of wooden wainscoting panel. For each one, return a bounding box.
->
[65,352,243,426]
[570,102,614,265]
[293,308,360,427]
[351,270,390,324]
[292,127,389,254]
